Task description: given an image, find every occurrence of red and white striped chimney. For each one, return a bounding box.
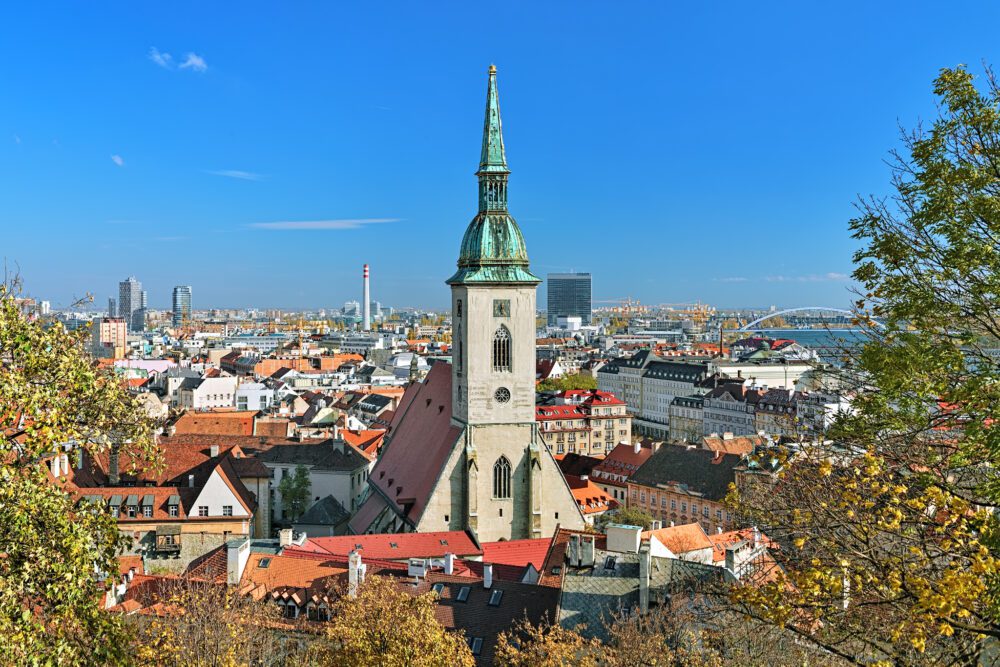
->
[362,264,371,331]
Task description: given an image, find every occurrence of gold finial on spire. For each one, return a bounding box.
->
[489,64,496,74]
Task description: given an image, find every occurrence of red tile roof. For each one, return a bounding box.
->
[480,537,553,570]
[351,363,462,531]
[566,476,617,515]
[293,530,481,561]
[172,410,259,436]
[643,522,713,554]
[341,429,386,460]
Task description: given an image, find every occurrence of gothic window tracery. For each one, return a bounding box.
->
[493,456,511,499]
[492,326,511,372]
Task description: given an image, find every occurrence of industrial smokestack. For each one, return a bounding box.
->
[362,264,371,331]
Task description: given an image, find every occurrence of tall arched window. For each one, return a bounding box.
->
[492,326,512,372]
[493,456,511,499]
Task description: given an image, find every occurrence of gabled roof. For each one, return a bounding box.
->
[629,445,743,502]
[351,363,463,530]
[643,522,713,554]
[293,529,481,561]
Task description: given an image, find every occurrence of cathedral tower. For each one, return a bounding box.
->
[446,66,581,540]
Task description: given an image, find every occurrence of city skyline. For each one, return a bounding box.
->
[5,3,1000,309]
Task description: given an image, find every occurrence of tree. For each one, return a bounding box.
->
[595,506,655,531]
[536,374,598,393]
[731,66,1000,665]
[277,464,311,521]
[313,575,474,667]
[130,576,306,666]
[497,607,840,667]
[0,284,157,665]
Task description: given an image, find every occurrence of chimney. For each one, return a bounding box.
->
[725,543,742,577]
[227,537,250,585]
[165,424,176,436]
[443,552,455,576]
[109,444,120,486]
[348,550,366,598]
[633,439,641,455]
[188,474,195,488]
[723,432,733,440]
[279,528,293,548]
[76,449,84,471]
[567,534,581,567]
[128,567,136,582]
[210,445,219,458]
[483,563,493,589]
[580,534,596,568]
[362,264,371,331]
[752,526,760,547]
[638,541,651,613]
[717,526,724,534]
[606,524,642,554]
[669,520,675,527]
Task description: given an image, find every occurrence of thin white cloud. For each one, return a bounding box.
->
[179,53,208,72]
[13,134,21,145]
[716,276,748,283]
[149,47,172,68]
[250,219,399,230]
[764,273,851,283]
[111,154,125,167]
[207,169,263,181]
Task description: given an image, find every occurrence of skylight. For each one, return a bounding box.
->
[258,558,272,569]
[488,589,503,606]
[431,582,445,595]
[456,586,471,602]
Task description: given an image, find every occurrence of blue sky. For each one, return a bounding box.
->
[3,2,999,311]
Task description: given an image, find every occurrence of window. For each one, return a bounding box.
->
[456,299,462,317]
[456,586,471,602]
[660,497,667,509]
[703,506,710,517]
[142,505,152,518]
[671,499,677,511]
[198,505,208,517]
[493,456,511,499]
[169,505,178,517]
[488,589,504,606]
[716,509,723,520]
[222,505,233,516]
[691,503,698,515]
[431,583,445,596]
[469,637,483,656]
[127,506,136,518]
[258,558,272,569]
[492,326,512,372]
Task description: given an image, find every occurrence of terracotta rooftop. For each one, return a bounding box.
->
[643,522,713,554]
[293,530,481,561]
[172,410,259,437]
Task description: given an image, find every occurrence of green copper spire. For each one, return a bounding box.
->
[447,66,540,286]
[479,64,508,175]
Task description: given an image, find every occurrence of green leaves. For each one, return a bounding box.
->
[0,286,157,665]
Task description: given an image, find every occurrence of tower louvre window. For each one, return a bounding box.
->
[493,456,512,499]
[492,326,512,372]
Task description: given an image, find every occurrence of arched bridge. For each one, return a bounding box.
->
[739,307,873,331]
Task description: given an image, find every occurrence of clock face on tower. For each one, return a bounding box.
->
[493,299,510,317]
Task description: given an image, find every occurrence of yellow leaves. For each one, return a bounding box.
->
[818,460,833,477]
[793,536,807,549]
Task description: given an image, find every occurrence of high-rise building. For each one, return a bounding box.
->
[172,286,192,328]
[118,276,144,332]
[546,273,592,326]
[108,297,116,318]
[91,317,127,359]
